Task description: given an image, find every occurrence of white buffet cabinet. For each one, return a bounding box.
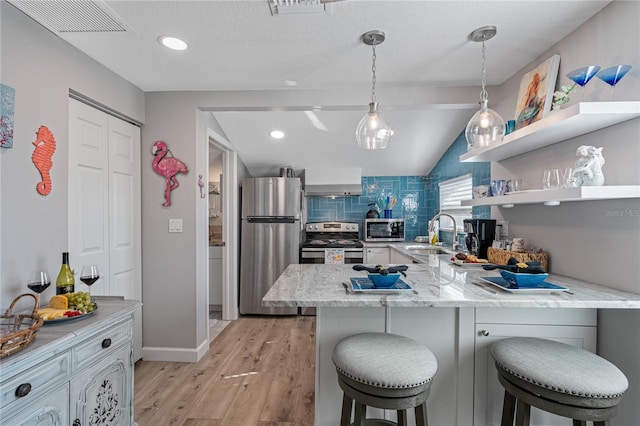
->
[0,297,138,425]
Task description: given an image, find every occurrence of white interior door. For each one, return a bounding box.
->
[68,99,110,293]
[69,98,142,361]
[108,115,141,301]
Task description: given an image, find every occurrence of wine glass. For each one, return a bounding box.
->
[27,270,51,304]
[596,65,632,100]
[79,265,100,294]
[566,66,601,101]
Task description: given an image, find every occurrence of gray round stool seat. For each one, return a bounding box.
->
[333,333,438,426]
[491,337,628,426]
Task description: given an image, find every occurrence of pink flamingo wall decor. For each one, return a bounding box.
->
[152,140,189,206]
[31,125,56,196]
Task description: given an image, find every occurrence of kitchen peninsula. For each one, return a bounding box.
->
[263,259,640,426]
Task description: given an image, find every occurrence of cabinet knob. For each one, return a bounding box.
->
[73,419,81,426]
[15,383,31,397]
[102,338,112,348]
[479,330,490,337]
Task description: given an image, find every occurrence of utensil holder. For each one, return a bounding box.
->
[384,209,392,218]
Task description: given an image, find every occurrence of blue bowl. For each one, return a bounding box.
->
[368,273,401,288]
[500,270,549,287]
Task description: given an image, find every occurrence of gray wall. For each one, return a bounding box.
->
[1,3,638,420]
[0,3,144,307]
[491,2,640,423]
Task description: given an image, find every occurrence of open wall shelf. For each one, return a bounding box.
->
[462,185,640,207]
[460,102,640,163]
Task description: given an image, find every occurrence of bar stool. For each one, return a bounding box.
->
[332,332,438,426]
[491,337,628,426]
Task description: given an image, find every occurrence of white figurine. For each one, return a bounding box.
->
[572,145,605,186]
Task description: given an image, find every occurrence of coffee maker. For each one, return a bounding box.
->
[464,219,496,259]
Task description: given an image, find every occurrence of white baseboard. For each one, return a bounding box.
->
[142,339,210,362]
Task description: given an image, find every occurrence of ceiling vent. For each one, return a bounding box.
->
[269,0,338,16]
[8,0,126,33]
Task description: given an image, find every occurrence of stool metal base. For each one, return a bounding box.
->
[497,369,618,426]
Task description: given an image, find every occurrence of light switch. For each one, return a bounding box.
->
[169,218,183,233]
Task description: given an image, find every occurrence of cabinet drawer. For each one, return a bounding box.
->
[475,307,596,326]
[1,380,70,425]
[72,319,132,370]
[0,351,70,410]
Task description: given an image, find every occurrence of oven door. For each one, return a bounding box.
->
[300,248,364,264]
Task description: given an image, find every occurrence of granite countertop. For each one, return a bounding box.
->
[263,256,640,309]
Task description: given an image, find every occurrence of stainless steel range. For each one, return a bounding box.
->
[300,222,364,264]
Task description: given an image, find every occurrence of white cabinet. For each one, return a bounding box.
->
[365,247,390,264]
[389,249,415,264]
[209,246,223,305]
[473,308,596,426]
[0,299,137,426]
[70,343,132,425]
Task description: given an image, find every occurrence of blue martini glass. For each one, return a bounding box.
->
[596,65,632,99]
[566,66,601,100]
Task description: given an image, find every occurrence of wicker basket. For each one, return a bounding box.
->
[0,293,44,358]
[487,248,549,272]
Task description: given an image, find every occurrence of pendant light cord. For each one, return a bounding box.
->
[371,41,377,104]
[480,39,488,102]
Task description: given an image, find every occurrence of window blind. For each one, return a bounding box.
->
[438,174,472,231]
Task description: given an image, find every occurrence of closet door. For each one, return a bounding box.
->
[107,115,141,301]
[69,98,142,361]
[68,99,110,295]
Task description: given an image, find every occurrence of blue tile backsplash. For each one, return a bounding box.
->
[307,129,491,241]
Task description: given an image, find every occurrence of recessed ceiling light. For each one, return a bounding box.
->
[270,130,285,139]
[159,36,188,51]
[284,80,298,87]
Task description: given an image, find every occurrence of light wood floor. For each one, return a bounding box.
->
[134,315,316,426]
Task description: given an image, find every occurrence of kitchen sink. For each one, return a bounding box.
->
[404,245,449,255]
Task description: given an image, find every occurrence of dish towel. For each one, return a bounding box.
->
[325,248,344,264]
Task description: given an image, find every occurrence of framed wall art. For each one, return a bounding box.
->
[514,54,560,130]
[1,83,15,149]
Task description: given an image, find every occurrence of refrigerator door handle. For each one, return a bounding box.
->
[246,217,296,224]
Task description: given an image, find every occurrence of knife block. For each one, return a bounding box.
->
[487,248,549,272]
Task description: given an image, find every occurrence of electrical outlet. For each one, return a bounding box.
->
[169,218,183,233]
[497,220,508,238]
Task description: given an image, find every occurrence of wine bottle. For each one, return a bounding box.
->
[56,252,75,294]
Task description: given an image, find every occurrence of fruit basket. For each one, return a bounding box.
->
[0,293,44,358]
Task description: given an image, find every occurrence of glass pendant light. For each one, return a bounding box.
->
[356,30,393,149]
[465,26,504,150]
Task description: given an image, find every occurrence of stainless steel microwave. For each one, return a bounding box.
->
[364,218,405,242]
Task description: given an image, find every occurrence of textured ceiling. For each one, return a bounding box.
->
[10,0,613,177]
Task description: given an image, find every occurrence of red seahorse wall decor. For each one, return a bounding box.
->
[152,140,189,207]
[31,125,56,196]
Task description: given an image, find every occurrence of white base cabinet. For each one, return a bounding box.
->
[209,246,223,305]
[365,247,390,264]
[473,308,596,426]
[315,306,596,426]
[0,299,138,426]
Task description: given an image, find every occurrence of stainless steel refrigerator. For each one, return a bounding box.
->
[239,177,301,315]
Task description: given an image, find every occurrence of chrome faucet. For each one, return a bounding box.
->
[428,212,460,252]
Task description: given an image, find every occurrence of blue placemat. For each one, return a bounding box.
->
[480,276,568,293]
[349,277,413,293]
